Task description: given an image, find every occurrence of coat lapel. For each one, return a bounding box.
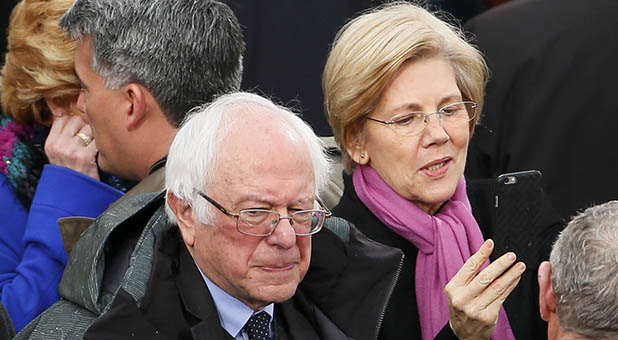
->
[175,235,234,339]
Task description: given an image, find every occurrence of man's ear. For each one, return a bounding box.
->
[124,83,147,131]
[538,261,556,322]
[344,127,369,165]
[167,191,197,247]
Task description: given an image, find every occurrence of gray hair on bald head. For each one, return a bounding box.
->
[550,200,618,339]
[165,92,332,225]
[60,0,244,127]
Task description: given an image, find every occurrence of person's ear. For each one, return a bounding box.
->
[538,261,556,322]
[45,98,71,118]
[167,191,197,247]
[124,83,147,131]
[344,126,369,165]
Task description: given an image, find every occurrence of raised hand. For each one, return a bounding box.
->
[44,114,99,180]
[445,239,525,340]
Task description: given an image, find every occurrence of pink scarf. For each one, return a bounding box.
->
[353,165,515,340]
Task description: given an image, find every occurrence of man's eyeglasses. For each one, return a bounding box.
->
[365,101,478,136]
[196,191,332,237]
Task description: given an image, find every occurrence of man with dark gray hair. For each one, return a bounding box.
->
[60,0,243,187]
[538,201,618,340]
[14,0,244,338]
[55,0,244,298]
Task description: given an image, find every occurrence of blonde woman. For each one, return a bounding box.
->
[0,0,126,331]
[324,3,530,340]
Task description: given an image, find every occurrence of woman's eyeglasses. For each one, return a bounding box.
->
[365,101,477,136]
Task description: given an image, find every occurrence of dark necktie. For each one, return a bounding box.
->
[244,312,271,340]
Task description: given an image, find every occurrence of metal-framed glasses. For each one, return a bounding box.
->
[365,101,478,136]
[196,191,332,237]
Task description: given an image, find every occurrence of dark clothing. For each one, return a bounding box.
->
[85,228,345,340]
[333,173,563,340]
[225,0,377,136]
[333,175,458,340]
[464,0,618,220]
[16,192,404,340]
[426,0,487,22]
[0,302,14,340]
[1,0,19,65]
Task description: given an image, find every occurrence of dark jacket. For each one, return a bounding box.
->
[84,227,350,340]
[0,302,14,340]
[16,192,404,340]
[333,174,564,340]
[464,0,618,220]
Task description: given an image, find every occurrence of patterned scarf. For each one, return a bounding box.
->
[353,164,514,340]
[0,114,48,209]
[1,113,130,210]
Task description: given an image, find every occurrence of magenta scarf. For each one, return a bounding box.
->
[353,165,515,340]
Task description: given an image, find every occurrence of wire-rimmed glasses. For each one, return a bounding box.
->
[196,191,332,237]
[365,101,478,136]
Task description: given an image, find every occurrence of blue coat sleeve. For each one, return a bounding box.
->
[0,174,28,292]
[0,165,123,331]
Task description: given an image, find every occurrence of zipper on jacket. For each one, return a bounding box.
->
[373,252,405,340]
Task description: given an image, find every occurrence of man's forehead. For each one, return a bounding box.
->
[73,35,94,80]
[217,133,310,173]
[211,133,313,198]
[220,112,306,158]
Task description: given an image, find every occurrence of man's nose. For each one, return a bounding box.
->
[266,216,297,248]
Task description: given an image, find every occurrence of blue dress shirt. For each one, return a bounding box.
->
[196,263,274,340]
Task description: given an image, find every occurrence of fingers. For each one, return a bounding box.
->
[47,115,68,142]
[445,241,526,340]
[475,258,525,311]
[453,253,525,322]
[449,239,494,288]
[79,123,93,139]
[47,115,89,143]
[45,115,99,180]
[65,115,89,137]
[468,251,520,296]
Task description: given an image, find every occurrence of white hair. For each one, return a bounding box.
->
[165,92,331,224]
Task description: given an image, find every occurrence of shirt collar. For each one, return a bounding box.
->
[195,262,274,338]
[149,156,167,175]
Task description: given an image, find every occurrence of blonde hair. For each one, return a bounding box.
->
[0,0,79,126]
[323,2,488,173]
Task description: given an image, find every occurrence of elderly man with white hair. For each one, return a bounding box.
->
[17,92,403,340]
[538,200,618,340]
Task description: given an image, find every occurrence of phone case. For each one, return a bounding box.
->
[492,170,544,263]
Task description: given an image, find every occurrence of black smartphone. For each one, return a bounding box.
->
[492,170,544,264]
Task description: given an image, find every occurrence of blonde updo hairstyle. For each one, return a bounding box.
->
[0,0,79,126]
[323,2,488,173]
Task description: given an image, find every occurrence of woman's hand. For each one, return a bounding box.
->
[45,115,99,181]
[444,239,525,340]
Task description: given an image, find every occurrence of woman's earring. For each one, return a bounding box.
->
[360,151,366,158]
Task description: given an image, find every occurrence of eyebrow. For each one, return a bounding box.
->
[234,195,315,209]
[390,94,464,113]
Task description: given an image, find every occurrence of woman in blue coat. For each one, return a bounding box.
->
[0,0,126,331]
